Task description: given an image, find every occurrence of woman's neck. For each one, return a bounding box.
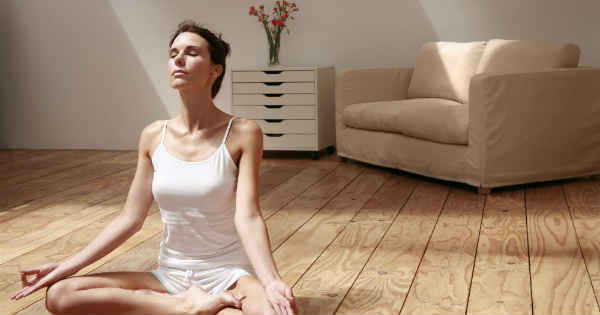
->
[177,88,222,135]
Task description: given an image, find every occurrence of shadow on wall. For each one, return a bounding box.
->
[1,0,168,149]
[0,0,16,147]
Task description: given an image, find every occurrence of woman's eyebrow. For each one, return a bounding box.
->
[168,45,201,53]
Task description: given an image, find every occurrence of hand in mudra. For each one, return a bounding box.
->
[12,262,72,300]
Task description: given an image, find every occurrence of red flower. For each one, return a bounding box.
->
[272,19,277,25]
[292,3,296,7]
[259,17,262,22]
[285,11,288,18]
[249,6,256,15]
[260,5,264,9]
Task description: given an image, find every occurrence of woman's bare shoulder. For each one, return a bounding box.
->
[232,118,262,143]
[139,120,166,157]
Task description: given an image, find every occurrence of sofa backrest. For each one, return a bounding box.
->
[407,39,581,104]
[407,41,486,104]
[475,39,581,74]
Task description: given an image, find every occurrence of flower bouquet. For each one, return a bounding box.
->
[249,1,299,66]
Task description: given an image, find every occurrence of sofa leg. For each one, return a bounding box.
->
[478,187,492,195]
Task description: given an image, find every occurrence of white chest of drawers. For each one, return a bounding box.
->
[231,66,336,159]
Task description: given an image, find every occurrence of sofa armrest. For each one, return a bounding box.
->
[335,67,413,146]
[469,68,600,187]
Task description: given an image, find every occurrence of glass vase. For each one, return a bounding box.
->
[267,31,281,66]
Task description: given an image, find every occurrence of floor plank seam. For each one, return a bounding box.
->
[464,194,487,315]
[0,167,134,224]
[263,163,341,221]
[285,167,369,288]
[524,184,535,315]
[1,150,128,187]
[271,167,367,252]
[1,163,131,212]
[561,183,600,312]
[0,191,135,268]
[397,186,451,315]
[331,178,418,315]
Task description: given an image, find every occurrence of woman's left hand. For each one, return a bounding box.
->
[265,279,298,315]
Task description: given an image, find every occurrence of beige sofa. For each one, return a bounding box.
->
[335,39,600,192]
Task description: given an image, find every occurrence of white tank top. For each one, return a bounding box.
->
[151,117,251,269]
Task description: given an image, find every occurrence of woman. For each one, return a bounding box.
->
[11,20,297,315]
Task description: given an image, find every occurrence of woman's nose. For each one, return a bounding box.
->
[175,56,184,66]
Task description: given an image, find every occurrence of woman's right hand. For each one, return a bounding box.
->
[11,262,74,301]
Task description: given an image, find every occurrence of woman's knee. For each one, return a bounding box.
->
[45,278,78,314]
[228,277,274,315]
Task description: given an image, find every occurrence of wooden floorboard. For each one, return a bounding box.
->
[336,180,447,314]
[0,150,126,188]
[467,188,531,314]
[265,162,363,250]
[562,178,600,312]
[0,151,133,210]
[526,183,599,314]
[400,188,485,315]
[1,149,599,314]
[274,166,392,288]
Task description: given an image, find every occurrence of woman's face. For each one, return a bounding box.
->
[168,32,222,92]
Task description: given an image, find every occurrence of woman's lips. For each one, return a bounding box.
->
[173,70,187,76]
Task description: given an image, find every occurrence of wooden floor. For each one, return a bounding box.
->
[1,149,600,315]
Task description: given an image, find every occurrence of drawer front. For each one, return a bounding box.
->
[254,119,315,134]
[263,133,315,150]
[233,82,314,94]
[233,70,314,82]
[233,105,315,119]
[233,94,315,106]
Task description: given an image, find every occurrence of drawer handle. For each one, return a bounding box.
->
[265,119,283,123]
[264,93,284,97]
[264,105,283,109]
[264,71,283,75]
[265,133,284,137]
[264,82,283,86]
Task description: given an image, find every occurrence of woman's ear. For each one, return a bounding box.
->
[214,64,223,78]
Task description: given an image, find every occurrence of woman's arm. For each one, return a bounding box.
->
[64,123,158,271]
[233,119,278,284]
[233,120,296,314]
[12,122,159,300]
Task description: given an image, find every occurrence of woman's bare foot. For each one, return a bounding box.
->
[183,285,246,315]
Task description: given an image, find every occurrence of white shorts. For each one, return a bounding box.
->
[149,264,254,295]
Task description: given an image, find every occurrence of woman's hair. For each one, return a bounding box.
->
[169,20,231,98]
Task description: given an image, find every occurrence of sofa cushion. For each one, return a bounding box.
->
[343,98,468,145]
[476,39,581,74]
[407,41,486,104]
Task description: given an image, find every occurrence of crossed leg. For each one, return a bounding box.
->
[44,271,241,315]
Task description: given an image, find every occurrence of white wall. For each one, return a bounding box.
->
[2,0,599,149]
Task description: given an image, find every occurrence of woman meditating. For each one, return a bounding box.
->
[11,20,297,315]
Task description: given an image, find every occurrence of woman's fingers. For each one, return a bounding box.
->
[277,296,293,315]
[274,301,284,315]
[12,286,31,300]
[21,272,39,287]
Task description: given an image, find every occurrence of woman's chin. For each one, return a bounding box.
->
[170,81,192,90]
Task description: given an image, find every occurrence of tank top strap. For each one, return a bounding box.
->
[221,116,236,146]
[160,120,168,145]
